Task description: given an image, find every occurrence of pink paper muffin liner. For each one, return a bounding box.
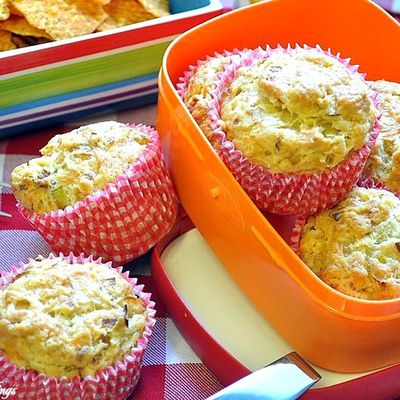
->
[176,48,249,144]
[17,124,179,264]
[176,47,247,100]
[199,44,381,216]
[359,174,400,198]
[289,178,397,255]
[0,253,156,400]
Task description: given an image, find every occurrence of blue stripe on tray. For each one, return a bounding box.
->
[0,82,159,128]
[0,93,158,139]
[0,72,159,117]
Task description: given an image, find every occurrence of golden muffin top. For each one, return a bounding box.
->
[220,49,378,173]
[0,257,147,378]
[300,187,400,300]
[363,80,400,190]
[11,121,149,213]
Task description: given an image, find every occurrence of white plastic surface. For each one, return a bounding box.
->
[160,228,379,389]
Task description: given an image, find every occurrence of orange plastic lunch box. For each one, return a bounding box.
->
[156,0,400,373]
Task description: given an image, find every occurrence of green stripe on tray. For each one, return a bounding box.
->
[0,40,172,108]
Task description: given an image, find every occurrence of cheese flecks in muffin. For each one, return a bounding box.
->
[184,54,234,138]
[0,258,147,378]
[220,49,377,173]
[11,121,149,213]
[363,80,400,190]
[300,187,400,300]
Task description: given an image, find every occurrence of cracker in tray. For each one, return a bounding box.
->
[0,0,170,50]
[97,0,156,32]
[0,0,10,21]
[138,0,169,17]
[10,0,108,40]
[0,29,16,50]
[0,15,51,39]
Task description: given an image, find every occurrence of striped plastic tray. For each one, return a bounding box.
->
[0,0,225,138]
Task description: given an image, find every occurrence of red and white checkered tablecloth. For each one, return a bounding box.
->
[0,106,224,400]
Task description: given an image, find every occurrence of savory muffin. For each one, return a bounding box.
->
[299,187,400,300]
[11,121,149,213]
[183,54,235,138]
[0,256,147,378]
[220,48,377,173]
[363,80,400,190]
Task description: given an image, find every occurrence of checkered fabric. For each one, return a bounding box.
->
[0,109,223,400]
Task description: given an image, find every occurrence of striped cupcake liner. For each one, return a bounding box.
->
[0,253,156,400]
[17,124,179,264]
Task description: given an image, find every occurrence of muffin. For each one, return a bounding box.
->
[220,48,376,173]
[11,122,178,263]
[0,253,155,398]
[181,53,237,138]
[195,45,380,216]
[12,121,149,214]
[298,187,400,300]
[363,80,400,191]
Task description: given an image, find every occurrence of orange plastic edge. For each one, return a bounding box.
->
[156,0,400,372]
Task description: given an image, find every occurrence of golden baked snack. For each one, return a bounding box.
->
[300,187,400,300]
[220,48,377,173]
[183,54,233,138]
[11,121,149,213]
[363,80,400,190]
[0,0,170,50]
[0,257,147,378]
